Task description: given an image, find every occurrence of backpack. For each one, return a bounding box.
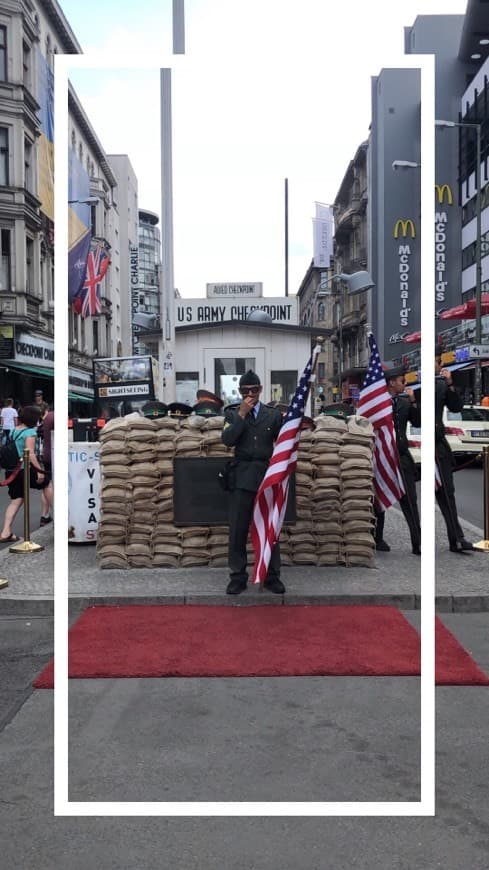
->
[0,431,21,469]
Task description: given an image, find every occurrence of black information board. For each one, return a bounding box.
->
[173,457,296,526]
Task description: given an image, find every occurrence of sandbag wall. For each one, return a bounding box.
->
[96,412,376,570]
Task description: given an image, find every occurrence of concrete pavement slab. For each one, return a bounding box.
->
[0,504,487,612]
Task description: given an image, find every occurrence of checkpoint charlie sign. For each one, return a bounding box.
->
[177,296,298,326]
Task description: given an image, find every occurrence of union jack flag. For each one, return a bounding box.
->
[80,245,110,318]
[250,345,321,585]
[357,333,405,510]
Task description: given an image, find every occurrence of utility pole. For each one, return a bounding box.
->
[159,2,185,402]
[284,178,289,296]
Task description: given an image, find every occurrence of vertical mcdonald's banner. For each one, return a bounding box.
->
[68,151,92,303]
[37,49,54,221]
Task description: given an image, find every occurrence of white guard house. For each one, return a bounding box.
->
[173,285,318,408]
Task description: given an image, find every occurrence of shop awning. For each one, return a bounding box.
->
[68,392,93,403]
[439,294,489,320]
[0,362,54,378]
[447,362,472,372]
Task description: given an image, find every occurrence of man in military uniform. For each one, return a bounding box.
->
[435,347,474,552]
[221,370,285,595]
[374,365,421,555]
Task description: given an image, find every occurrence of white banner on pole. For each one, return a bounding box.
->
[313,203,334,267]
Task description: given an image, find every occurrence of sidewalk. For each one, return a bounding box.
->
[0,506,487,613]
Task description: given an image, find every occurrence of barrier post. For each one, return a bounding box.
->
[473,444,489,552]
[10,449,44,554]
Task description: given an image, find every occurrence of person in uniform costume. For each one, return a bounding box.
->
[374,365,421,555]
[221,370,285,595]
[434,347,474,553]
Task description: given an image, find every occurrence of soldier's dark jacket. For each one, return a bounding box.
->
[393,394,421,455]
[435,376,463,447]
[221,403,283,492]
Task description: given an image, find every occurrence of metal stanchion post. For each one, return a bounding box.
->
[473,444,489,552]
[10,449,44,554]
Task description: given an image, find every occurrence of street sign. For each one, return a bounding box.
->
[468,345,489,360]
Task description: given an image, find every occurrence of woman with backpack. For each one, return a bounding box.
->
[0,405,52,543]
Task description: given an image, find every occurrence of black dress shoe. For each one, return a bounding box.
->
[449,544,471,554]
[226,578,247,595]
[375,540,391,552]
[412,546,421,555]
[263,577,286,594]
[460,539,474,551]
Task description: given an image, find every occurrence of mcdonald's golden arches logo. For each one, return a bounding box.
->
[435,183,453,205]
[393,219,416,239]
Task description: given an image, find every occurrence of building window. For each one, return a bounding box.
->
[22,41,31,91]
[26,237,34,293]
[92,320,99,352]
[80,316,86,350]
[90,204,97,236]
[0,127,8,185]
[68,309,75,345]
[71,129,76,151]
[0,26,7,81]
[106,321,111,357]
[24,137,33,191]
[0,229,11,290]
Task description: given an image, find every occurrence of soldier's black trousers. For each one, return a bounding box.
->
[375,454,421,550]
[435,443,464,546]
[227,487,281,583]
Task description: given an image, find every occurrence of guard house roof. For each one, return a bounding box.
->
[175,320,329,336]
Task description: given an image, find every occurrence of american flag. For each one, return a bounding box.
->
[250,345,321,585]
[80,245,110,318]
[357,333,405,510]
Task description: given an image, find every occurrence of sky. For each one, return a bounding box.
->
[61,0,467,299]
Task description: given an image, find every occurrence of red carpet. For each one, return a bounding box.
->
[33,605,489,687]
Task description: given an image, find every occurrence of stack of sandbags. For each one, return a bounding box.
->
[309,415,346,566]
[123,417,159,568]
[96,416,134,569]
[96,409,376,571]
[179,525,210,567]
[340,416,376,567]
[202,416,231,456]
[208,525,228,566]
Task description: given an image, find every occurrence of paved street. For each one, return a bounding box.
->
[0,492,488,868]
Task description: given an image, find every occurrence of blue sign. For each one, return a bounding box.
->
[455,346,470,363]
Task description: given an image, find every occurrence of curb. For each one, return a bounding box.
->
[1,592,489,616]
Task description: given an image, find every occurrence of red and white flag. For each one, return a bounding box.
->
[357,334,405,510]
[250,345,321,584]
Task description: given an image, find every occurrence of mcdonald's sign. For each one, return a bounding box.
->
[435,183,453,205]
[393,219,416,239]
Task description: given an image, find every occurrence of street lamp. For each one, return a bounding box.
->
[436,118,483,403]
[308,270,375,398]
[392,160,421,171]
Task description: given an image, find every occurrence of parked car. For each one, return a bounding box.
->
[407,405,489,467]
